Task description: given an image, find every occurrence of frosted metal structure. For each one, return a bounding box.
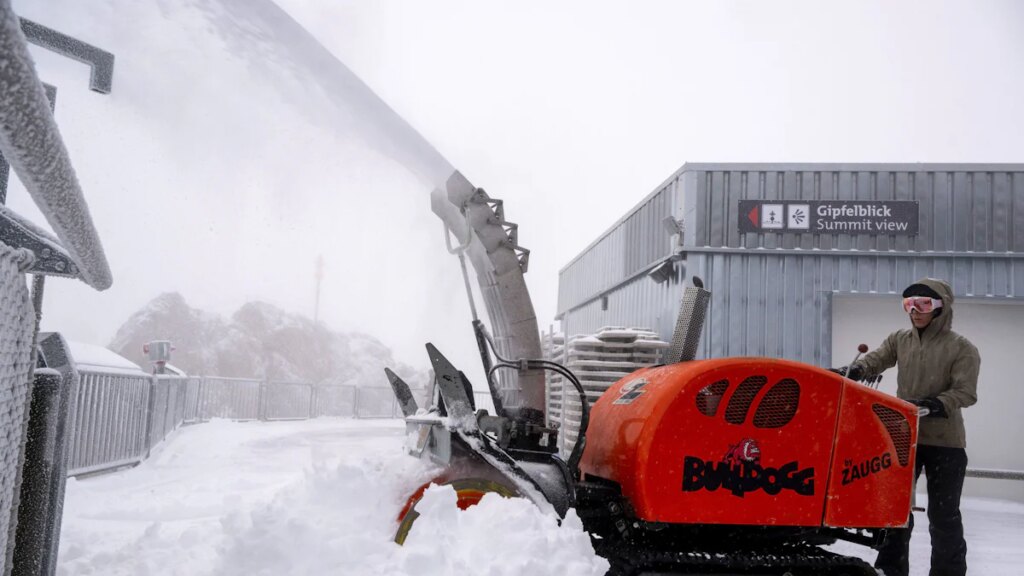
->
[0,2,117,574]
[557,163,1024,367]
[0,4,112,290]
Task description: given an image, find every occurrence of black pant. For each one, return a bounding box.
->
[875,444,968,576]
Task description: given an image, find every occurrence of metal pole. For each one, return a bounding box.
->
[257,380,267,421]
[11,370,61,576]
[142,376,157,459]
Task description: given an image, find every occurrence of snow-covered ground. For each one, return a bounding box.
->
[56,419,606,576]
[57,418,1024,575]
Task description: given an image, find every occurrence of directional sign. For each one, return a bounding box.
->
[738,200,919,235]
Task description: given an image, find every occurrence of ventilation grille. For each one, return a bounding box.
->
[725,376,767,424]
[753,379,800,428]
[696,380,729,417]
[872,404,911,466]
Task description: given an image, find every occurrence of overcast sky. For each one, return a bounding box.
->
[277,0,1024,322]
[9,0,1024,381]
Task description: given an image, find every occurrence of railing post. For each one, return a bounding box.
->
[353,386,360,419]
[257,380,267,422]
[307,383,316,419]
[198,376,207,422]
[142,375,158,459]
[11,369,63,576]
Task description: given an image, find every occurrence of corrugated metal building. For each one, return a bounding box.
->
[556,162,1024,500]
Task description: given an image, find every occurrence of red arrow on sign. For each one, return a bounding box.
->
[747,205,759,227]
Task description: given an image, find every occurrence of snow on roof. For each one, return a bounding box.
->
[67,341,147,375]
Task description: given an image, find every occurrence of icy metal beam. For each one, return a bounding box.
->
[0,0,112,290]
[19,17,114,94]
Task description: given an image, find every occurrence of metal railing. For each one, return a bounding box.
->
[67,370,151,476]
[63,370,411,477]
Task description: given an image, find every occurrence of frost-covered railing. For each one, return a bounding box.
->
[66,370,151,476]
[64,367,407,477]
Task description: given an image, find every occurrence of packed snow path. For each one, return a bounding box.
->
[57,419,1024,575]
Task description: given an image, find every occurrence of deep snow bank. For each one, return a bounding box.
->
[57,419,609,576]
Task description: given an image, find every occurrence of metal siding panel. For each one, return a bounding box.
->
[762,172,779,250]
[934,173,951,252]
[953,172,971,251]
[994,258,1010,297]
[892,172,911,252]
[953,258,972,294]
[710,172,724,248]
[855,172,874,252]
[779,172,797,250]
[817,172,835,251]
[1014,173,1024,252]
[695,171,708,246]
[726,254,745,356]
[783,255,801,359]
[798,172,816,250]
[710,254,728,358]
[804,256,821,363]
[742,172,761,250]
[875,172,893,252]
[993,172,1012,252]
[769,255,785,358]
[744,255,763,355]
[973,172,992,252]
[911,172,928,252]
[834,171,854,250]
[726,172,742,248]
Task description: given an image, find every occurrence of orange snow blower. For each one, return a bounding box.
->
[387,279,920,575]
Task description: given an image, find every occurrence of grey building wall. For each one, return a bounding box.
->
[557,163,1024,367]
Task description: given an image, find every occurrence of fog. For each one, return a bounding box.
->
[9,0,1024,390]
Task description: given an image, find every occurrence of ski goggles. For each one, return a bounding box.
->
[902,296,942,314]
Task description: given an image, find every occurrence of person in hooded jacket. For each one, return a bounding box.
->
[843,278,980,576]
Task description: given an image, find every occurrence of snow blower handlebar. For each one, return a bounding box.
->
[828,344,883,388]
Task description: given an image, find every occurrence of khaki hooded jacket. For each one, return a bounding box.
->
[854,278,980,448]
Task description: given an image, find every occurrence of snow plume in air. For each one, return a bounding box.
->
[8,0,472,367]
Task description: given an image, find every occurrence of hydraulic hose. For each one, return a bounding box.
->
[486,356,589,478]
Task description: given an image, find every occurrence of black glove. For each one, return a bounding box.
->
[862,374,883,387]
[910,397,947,418]
[827,364,865,381]
[845,364,865,382]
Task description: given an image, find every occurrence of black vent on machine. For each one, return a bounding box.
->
[725,376,768,424]
[696,380,730,417]
[752,379,800,428]
[872,404,911,466]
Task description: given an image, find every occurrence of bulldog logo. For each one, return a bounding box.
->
[723,439,761,466]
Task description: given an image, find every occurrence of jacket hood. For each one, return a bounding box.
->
[905,277,954,333]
